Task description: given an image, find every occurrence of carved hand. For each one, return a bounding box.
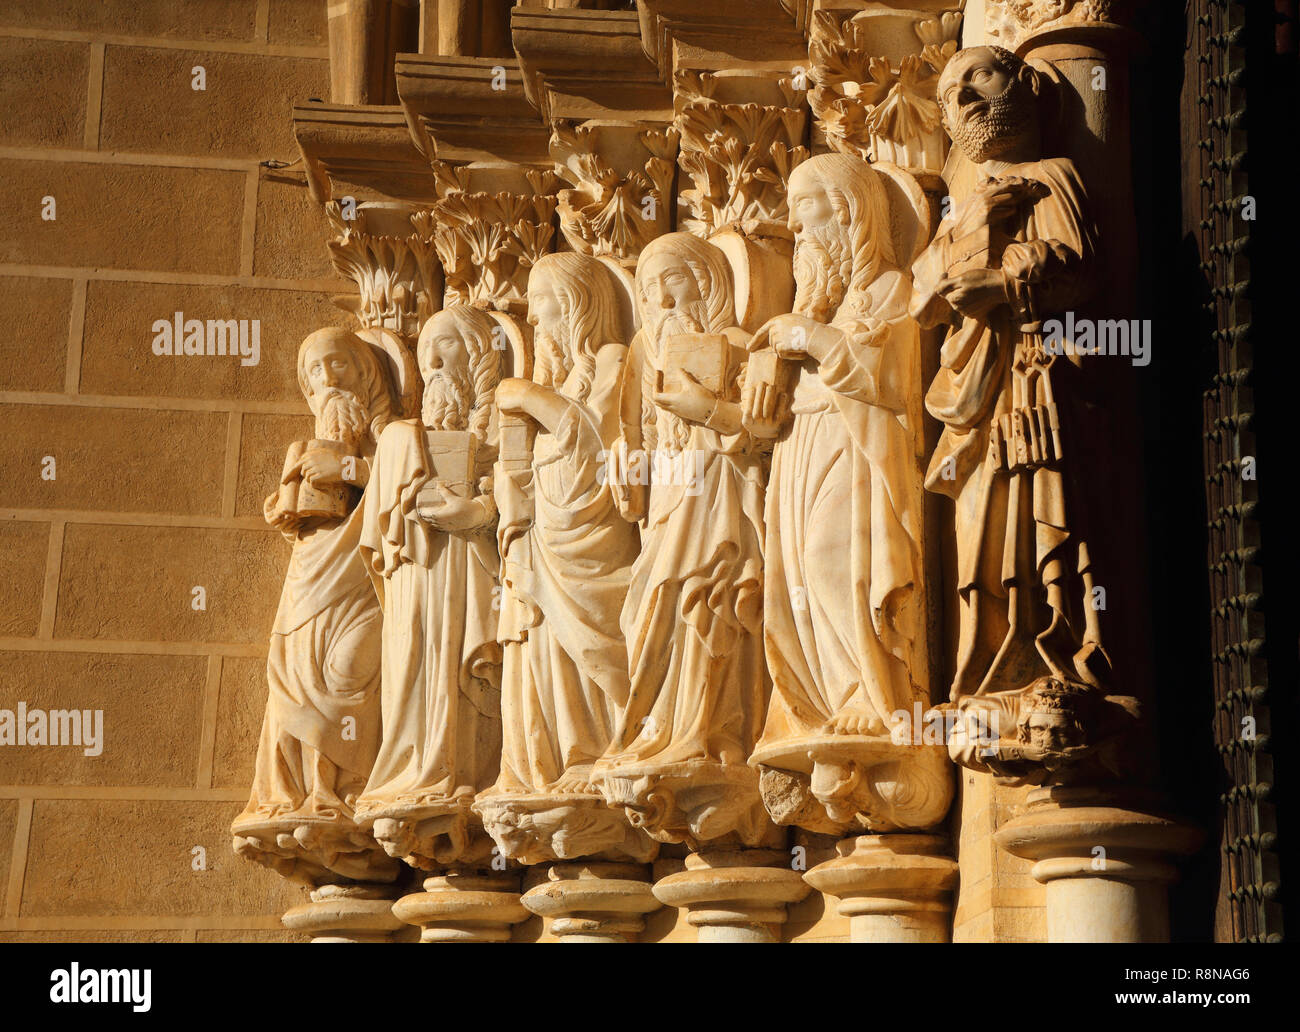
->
[417,494,484,533]
[605,436,647,522]
[741,365,787,440]
[950,183,1024,240]
[299,448,344,486]
[653,370,718,425]
[764,313,826,362]
[267,507,303,536]
[936,268,1010,319]
[495,377,538,417]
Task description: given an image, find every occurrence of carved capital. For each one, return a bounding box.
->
[804,834,959,943]
[981,0,1141,52]
[325,200,443,344]
[550,120,679,265]
[392,869,530,943]
[429,163,559,315]
[281,881,406,943]
[653,849,811,943]
[673,69,810,240]
[520,862,662,943]
[808,6,962,173]
[994,786,1202,942]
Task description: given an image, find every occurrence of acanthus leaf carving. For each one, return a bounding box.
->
[549,120,679,265]
[673,70,809,240]
[808,9,961,173]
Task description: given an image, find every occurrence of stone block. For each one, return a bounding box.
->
[0,276,73,393]
[252,172,333,281]
[18,798,305,917]
[195,927,304,942]
[0,404,226,515]
[0,37,89,149]
[0,929,188,942]
[210,655,266,792]
[0,651,205,786]
[79,279,337,403]
[100,46,328,160]
[0,522,48,637]
[268,0,328,46]
[0,159,244,275]
[0,799,16,900]
[0,1,258,42]
[54,523,287,644]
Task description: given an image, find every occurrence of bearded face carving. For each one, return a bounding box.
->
[939,45,1042,165]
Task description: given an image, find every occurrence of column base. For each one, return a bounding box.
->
[281,882,404,943]
[653,849,810,943]
[804,834,958,943]
[392,869,530,943]
[994,786,1203,942]
[521,862,661,942]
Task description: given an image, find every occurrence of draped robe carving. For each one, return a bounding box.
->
[232,328,398,885]
[474,253,653,863]
[353,305,505,867]
[590,233,772,848]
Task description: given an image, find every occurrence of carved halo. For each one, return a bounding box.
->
[354,325,421,420]
[870,160,936,267]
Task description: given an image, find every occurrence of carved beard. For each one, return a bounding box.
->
[950,81,1036,164]
[793,222,851,323]
[315,388,369,446]
[421,368,472,431]
[645,299,710,347]
[535,323,573,390]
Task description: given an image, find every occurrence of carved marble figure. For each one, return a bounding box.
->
[912,45,1129,781]
[590,232,771,847]
[745,153,950,832]
[233,327,398,884]
[353,305,504,867]
[475,252,653,863]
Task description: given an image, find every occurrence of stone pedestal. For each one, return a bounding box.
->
[521,862,661,943]
[994,787,1203,943]
[804,834,959,943]
[282,882,404,943]
[653,849,810,943]
[391,869,530,943]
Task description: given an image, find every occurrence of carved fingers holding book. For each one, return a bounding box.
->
[760,313,831,363]
[936,267,1010,319]
[741,350,793,440]
[299,447,345,486]
[652,368,718,425]
[417,491,486,533]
